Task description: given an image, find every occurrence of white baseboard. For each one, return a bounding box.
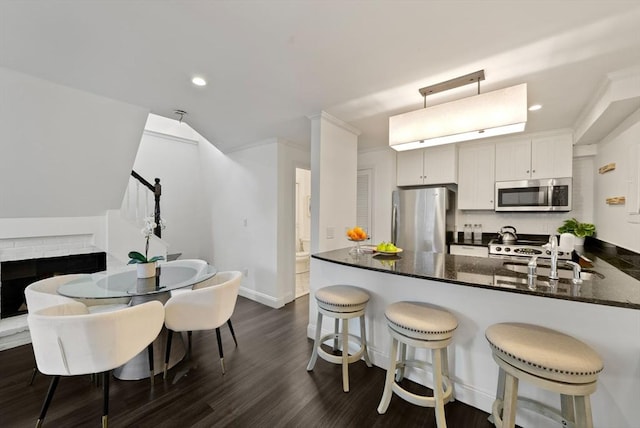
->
[239,286,285,309]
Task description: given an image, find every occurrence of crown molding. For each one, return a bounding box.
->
[307,111,361,136]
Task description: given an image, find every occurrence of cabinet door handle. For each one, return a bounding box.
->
[526,170,530,174]
[532,169,536,173]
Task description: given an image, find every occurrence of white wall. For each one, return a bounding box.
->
[310,112,360,253]
[0,66,150,270]
[131,116,206,260]
[206,140,278,306]
[198,136,310,308]
[277,142,311,302]
[0,66,148,218]
[594,109,640,252]
[357,147,397,243]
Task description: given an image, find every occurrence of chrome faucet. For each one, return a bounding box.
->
[565,261,583,284]
[544,235,559,280]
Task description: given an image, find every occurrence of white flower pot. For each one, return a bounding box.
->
[137,262,157,278]
[574,236,585,248]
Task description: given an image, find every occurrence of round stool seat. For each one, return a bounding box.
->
[385,301,458,341]
[315,285,369,313]
[486,322,603,384]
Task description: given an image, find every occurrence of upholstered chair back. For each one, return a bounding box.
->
[24,274,89,313]
[28,301,164,376]
[164,271,242,332]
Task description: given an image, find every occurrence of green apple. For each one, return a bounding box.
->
[384,243,397,252]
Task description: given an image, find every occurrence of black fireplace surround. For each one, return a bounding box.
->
[0,252,106,319]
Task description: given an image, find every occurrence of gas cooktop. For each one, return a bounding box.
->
[488,239,572,260]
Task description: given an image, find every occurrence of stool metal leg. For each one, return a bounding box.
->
[395,342,407,382]
[333,318,340,352]
[432,348,447,428]
[359,314,372,367]
[342,318,350,392]
[574,395,593,428]
[502,372,519,428]
[489,367,506,425]
[441,347,454,403]
[306,312,323,371]
[561,394,576,426]
[377,336,399,414]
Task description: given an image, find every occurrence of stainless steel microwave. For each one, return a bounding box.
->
[495,178,572,212]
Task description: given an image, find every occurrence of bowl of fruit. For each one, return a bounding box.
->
[346,226,368,241]
[374,241,403,256]
[346,226,368,255]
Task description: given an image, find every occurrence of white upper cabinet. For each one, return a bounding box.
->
[495,133,573,181]
[458,141,495,210]
[397,144,458,186]
[530,134,573,179]
[494,138,531,181]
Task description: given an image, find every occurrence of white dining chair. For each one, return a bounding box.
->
[28,300,164,428]
[159,258,209,277]
[25,274,131,312]
[163,270,242,377]
[24,274,131,385]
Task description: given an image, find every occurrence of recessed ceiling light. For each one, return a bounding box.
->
[528,104,542,111]
[191,76,207,87]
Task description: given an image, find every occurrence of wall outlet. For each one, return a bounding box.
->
[326,226,334,239]
[242,268,249,277]
[243,218,248,227]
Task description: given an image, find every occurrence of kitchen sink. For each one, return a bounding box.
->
[502,262,604,280]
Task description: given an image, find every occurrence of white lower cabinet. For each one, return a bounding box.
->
[449,244,488,257]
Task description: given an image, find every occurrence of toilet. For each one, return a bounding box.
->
[296,239,310,274]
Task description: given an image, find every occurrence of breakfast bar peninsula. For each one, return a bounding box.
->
[309,248,639,428]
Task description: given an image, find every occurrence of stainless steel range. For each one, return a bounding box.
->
[488,239,572,260]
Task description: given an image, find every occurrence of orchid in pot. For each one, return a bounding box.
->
[128,216,166,278]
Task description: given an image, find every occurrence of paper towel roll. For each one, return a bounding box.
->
[559,233,575,251]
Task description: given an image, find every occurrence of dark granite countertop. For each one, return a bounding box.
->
[312,247,640,310]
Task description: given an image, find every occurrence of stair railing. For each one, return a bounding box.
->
[130,171,162,238]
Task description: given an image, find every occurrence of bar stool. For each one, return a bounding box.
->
[306,284,372,392]
[485,322,603,428]
[377,301,458,428]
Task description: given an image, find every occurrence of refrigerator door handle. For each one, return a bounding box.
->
[391,203,398,244]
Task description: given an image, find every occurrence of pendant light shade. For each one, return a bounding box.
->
[389,83,528,151]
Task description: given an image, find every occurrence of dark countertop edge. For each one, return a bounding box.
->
[311,252,640,311]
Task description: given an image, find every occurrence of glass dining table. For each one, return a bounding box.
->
[58,260,217,380]
[58,260,216,302]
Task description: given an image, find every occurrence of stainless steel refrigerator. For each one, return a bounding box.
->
[391,187,455,253]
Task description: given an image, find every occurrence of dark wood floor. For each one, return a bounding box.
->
[0,295,495,428]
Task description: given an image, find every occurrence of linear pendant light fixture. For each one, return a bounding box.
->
[389,70,527,151]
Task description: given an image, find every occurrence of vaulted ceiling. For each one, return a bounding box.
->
[1,1,639,152]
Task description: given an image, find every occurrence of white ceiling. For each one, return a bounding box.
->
[1,1,639,153]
